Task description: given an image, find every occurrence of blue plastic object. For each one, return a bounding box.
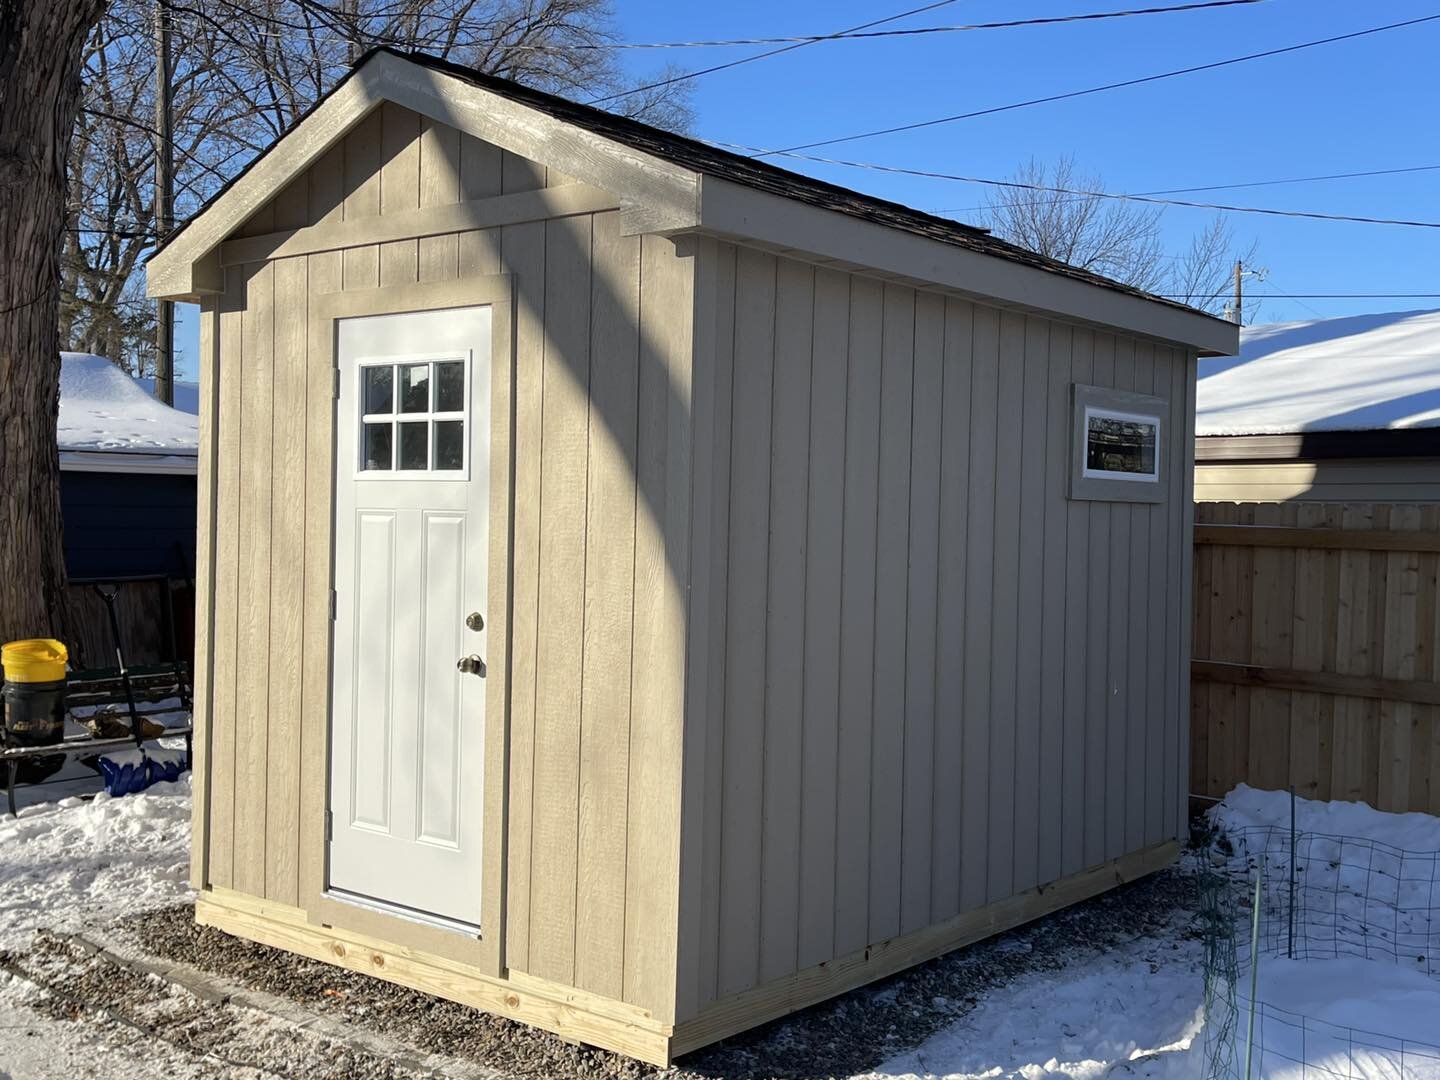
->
[96,750,186,796]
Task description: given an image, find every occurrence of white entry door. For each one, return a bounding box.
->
[329,305,491,928]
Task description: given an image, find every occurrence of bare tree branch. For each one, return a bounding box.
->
[67,0,695,372]
[983,156,1260,318]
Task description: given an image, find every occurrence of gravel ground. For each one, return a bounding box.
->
[0,933,440,1079]
[90,862,1204,1080]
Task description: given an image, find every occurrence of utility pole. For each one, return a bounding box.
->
[1231,258,1243,326]
[153,0,174,405]
[345,0,361,64]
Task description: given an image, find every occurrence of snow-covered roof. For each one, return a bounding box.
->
[59,353,198,454]
[1197,309,1440,437]
[135,375,201,416]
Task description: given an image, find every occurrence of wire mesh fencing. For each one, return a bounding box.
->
[1198,799,1440,1080]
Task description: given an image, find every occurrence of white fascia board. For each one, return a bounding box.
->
[147,52,701,301]
[695,175,1239,357]
[147,69,387,300]
[370,54,700,234]
[60,450,199,476]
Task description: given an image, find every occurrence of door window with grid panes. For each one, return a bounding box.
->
[357,354,469,477]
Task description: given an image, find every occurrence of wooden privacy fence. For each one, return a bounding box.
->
[1191,501,1440,815]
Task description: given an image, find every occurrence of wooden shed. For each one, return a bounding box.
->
[146,48,1238,1064]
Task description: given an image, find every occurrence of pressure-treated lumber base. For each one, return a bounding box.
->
[195,840,1179,1067]
[671,838,1180,1056]
[195,887,677,1065]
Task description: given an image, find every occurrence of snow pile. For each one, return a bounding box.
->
[866,788,1440,1080]
[0,779,193,950]
[1212,783,1440,850]
[1237,958,1440,1080]
[58,352,198,453]
[1199,786,1440,1080]
[865,944,1206,1080]
[1208,785,1440,974]
[1197,308,1440,436]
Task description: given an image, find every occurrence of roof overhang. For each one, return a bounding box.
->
[1196,428,1440,463]
[149,50,1238,357]
[60,450,199,476]
[694,177,1237,356]
[147,50,700,300]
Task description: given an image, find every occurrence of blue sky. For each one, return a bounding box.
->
[173,0,1439,380]
[608,0,1438,316]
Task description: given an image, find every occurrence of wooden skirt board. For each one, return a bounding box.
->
[194,840,1178,1065]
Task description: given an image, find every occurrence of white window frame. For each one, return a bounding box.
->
[1069,382,1168,504]
[354,349,472,481]
[1081,405,1163,484]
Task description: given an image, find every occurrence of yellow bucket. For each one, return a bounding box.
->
[2,639,69,684]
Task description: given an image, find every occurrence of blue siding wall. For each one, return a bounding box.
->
[60,470,197,581]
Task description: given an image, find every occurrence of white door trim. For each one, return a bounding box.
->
[299,275,514,977]
[330,305,490,927]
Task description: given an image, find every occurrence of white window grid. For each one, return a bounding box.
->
[355,350,471,480]
[1081,404,1162,483]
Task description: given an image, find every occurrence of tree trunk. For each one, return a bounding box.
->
[0,0,106,646]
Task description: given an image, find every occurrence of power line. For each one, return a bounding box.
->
[1255,269,1324,319]
[928,163,1440,216]
[555,1,1264,50]
[587,0,963,106]
[723,149,1440,228]
[1173,292,1440,299]
[750,13,1440,157]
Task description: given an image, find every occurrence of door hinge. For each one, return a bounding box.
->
[333,368,340,399]
[330,588,337,620]
[326,809,333,841]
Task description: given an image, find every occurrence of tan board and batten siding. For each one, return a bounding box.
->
[186,98,1202,1060]
[193,103,693,1019]
[676,239,1197,1024]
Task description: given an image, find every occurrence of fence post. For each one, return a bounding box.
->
[1289,786,1297,960]
[1244,869,1263,1080]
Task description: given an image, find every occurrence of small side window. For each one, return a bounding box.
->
[1070,384,1167,503]
[1083,407,1160,482]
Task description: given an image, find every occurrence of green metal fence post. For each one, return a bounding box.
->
[1243,870,1263,1080]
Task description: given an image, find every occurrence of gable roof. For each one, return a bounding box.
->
[370,50,1229,319]
[1197,308,1440,437]
[147,48,1237,355]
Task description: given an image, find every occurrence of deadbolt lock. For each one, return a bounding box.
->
[466,612,484,632]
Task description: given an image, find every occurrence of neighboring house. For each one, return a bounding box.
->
[147,48,1237,1065]
[1196,309,1440,502]
[59,352,198,666]
[136,374,203,416]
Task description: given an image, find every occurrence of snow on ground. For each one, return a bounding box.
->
[865,788,1440,1080]
[861,935,1207,1080]
[1209,783,1440,975]
[0,984,226,1080]
[1197,308,1440,435]
[0,778,1438,1079]
[8,704,191,813]
[58,352,198,454]
[1240,958,1440,1080]
[0,780,193,951]
[1212,783,1440,849]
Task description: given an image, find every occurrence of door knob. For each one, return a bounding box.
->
[457,655,486,677]
[466,612,484,632]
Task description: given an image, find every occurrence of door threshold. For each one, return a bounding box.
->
[325,886,481,937]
